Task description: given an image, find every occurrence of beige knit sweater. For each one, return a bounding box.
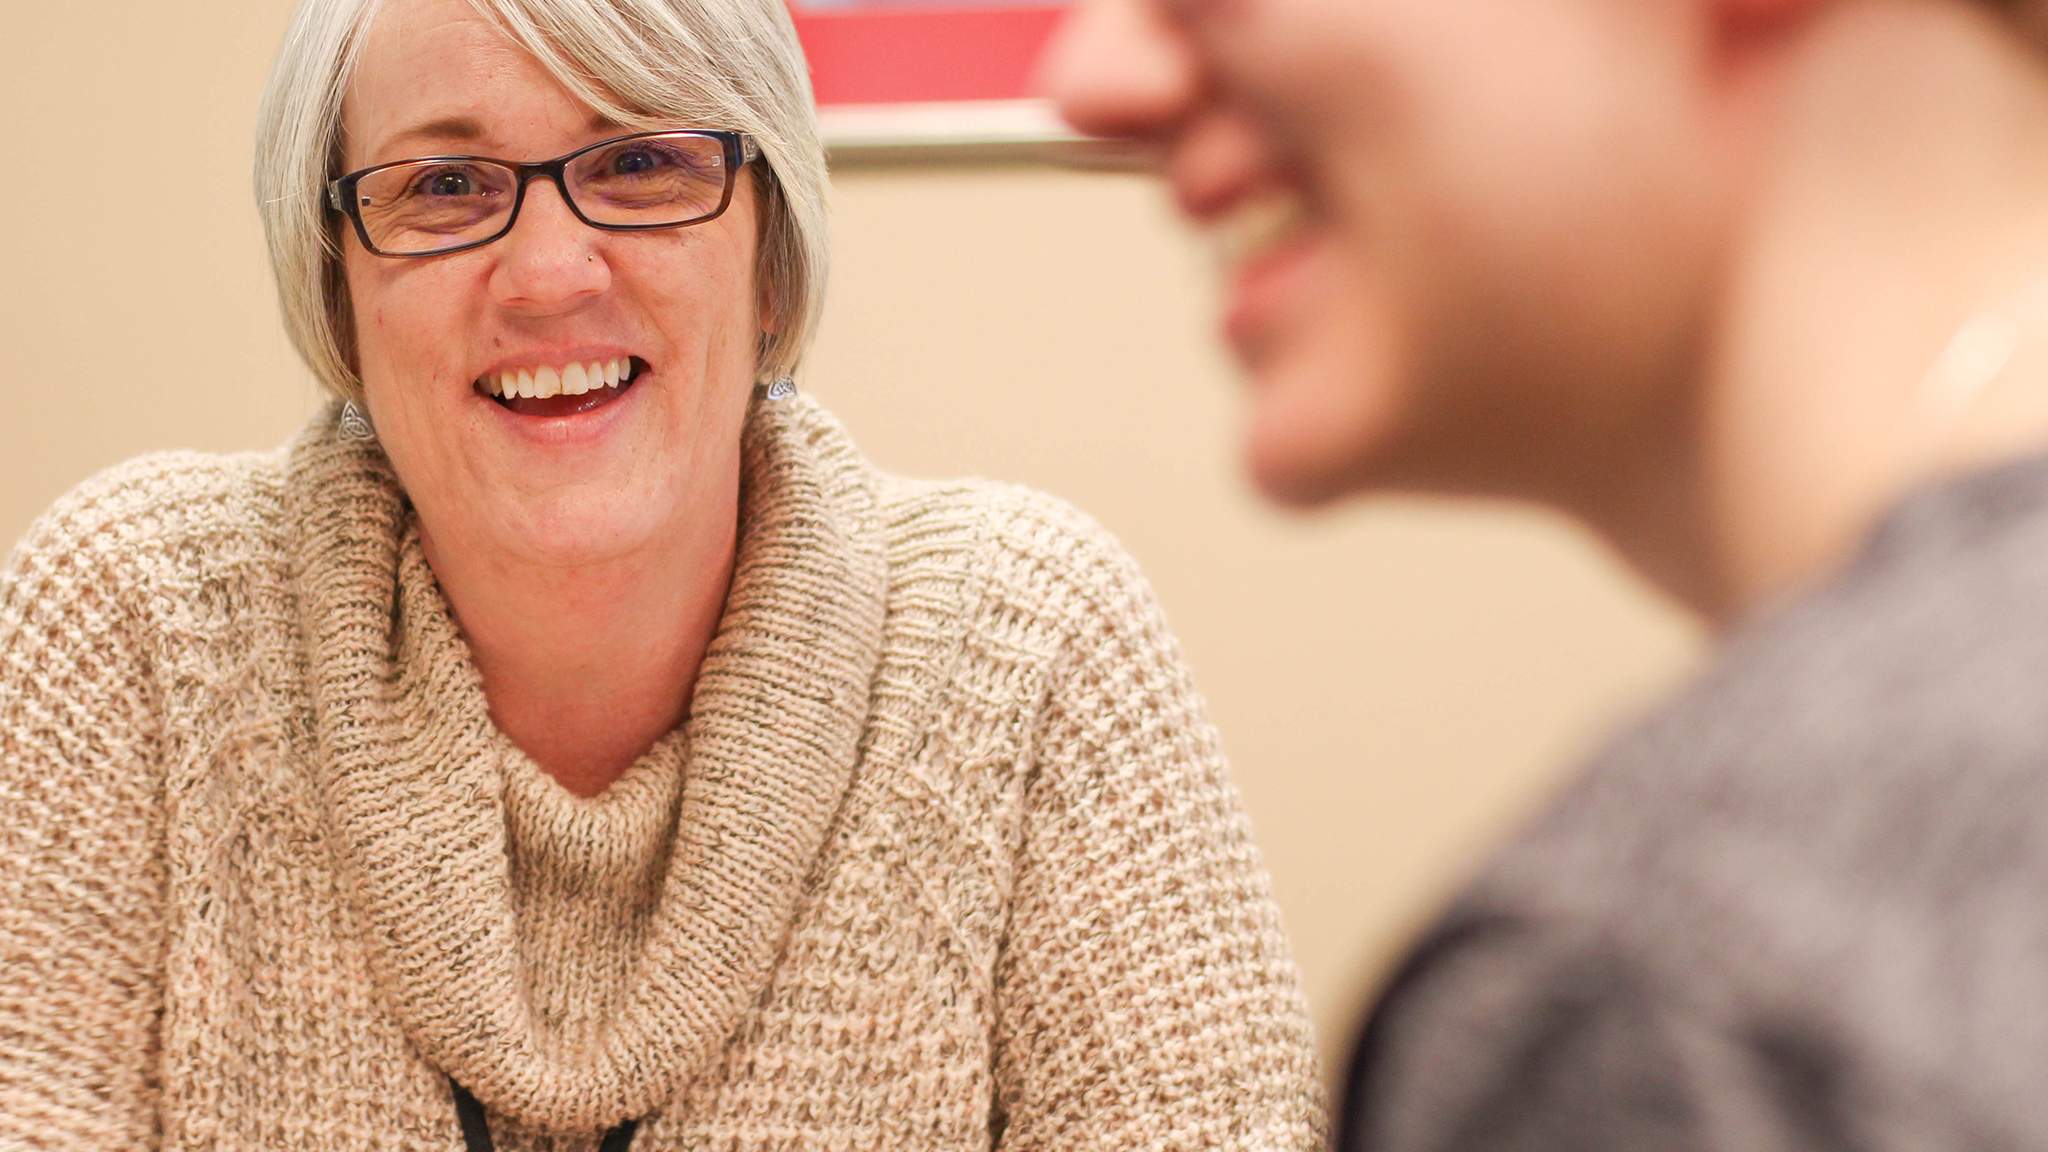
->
[0,394,1324,1151]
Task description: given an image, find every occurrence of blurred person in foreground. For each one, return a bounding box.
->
[1046,0,2048,1147]
[0,0,1328,1145]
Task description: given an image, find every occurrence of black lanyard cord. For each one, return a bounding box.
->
[450,1077,641,1152]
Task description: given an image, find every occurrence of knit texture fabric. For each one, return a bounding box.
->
[0,395,1324,1151]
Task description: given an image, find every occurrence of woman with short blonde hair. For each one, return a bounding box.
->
[0,0,1325,1146]
[258,0,830,403]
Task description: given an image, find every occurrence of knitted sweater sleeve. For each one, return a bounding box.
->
[0,481,168,1148]
[989,506,1326,1151]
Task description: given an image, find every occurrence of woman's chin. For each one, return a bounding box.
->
[478,489,674,570]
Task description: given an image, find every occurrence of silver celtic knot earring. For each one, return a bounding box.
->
[761,377,797,401]
[338,401,376,442]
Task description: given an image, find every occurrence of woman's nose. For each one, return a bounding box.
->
[488,177,612,313]
[1040,0,1203,140]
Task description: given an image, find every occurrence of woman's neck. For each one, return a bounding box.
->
[417,480,739,799]
[1613,1,2048,626]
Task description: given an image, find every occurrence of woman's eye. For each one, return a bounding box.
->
[612,147,666,176]
[421,170,475,197]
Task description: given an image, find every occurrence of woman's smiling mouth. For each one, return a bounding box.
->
[476,355,648,417]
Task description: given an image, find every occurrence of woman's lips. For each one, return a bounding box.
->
[478,356,646,417]
[498,377,636,418]
[476,360,647,451]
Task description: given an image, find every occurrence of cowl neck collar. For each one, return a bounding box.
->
[286,395,887,1130]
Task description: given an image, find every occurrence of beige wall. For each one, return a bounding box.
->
[1,0,1700,1087]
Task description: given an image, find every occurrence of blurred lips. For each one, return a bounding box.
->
[1202,186,1323,364]
[1159,116,1326,366]
[1223,226,1322,363]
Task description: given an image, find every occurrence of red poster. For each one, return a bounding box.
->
[792,2,1065,106]
[789,1,1089,159]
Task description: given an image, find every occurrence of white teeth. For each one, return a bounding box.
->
[1213,193,1313,273]
[486,359,636,402]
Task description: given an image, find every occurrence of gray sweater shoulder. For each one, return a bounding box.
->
[1355,455,2048,1152]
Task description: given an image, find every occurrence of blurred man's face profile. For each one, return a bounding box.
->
[1046,0,1732,507]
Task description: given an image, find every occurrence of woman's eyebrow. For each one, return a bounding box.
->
[372,111,629,160]
[373,115,489,159]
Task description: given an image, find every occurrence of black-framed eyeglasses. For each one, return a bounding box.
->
[325,129,761,258]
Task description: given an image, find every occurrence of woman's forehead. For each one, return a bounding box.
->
[345,0,597,163]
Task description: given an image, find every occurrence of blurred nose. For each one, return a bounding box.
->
[1040,0,1202,140]
[488,176,611,314]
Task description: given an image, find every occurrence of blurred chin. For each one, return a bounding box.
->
[1238,337,1404,508]
[1245,426,1355,507]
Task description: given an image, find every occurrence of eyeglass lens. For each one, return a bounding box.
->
[349,133,733,255]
